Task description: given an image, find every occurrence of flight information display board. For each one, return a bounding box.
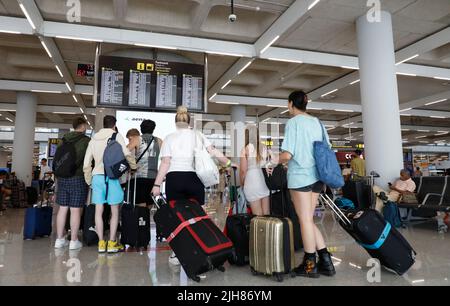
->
[97,55,205,112]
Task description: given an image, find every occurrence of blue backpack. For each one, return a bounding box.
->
[103,133,129,179]
[383,201,402,228]
[313,121,345,189]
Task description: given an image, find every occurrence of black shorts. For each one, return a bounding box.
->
[165,172,205,205]
[291,181,324,193]
[126,178,155,206]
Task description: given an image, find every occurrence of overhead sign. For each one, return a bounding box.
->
[47,138,61,158]
[77,64,95,78]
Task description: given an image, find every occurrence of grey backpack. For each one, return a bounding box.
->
[103,133,129,179]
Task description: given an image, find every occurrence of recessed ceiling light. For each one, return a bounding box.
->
[209,93,217,100]
[221,80,232,90]
[237,60,253,75]
[396,72,417,77]
[0,30,22,34]
[395,54,419,65]
[55,65,63,78]
[260,35,280,54]
[57,35,103,43]
[434,77,450,81]
[335,109,354,113]
[205,51,244,57]
[341,66,359,70]
[19,3,36,30]
[31,90,62,94]
[350,79,360,85]
[267,58,303,64]
[321,89,338,98]
[308,0,320,10]
[214,101,239,105]
[65,83,72,92]
[425,99,447,106]
[134,43,177,50]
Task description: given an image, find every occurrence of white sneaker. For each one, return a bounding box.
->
[54,238,69,249]
[168,252,180,266]
[69,240,83,250]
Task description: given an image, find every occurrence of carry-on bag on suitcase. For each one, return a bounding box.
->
[224,167,252,266]
[153,196,233,282]
[24,204,53,240]
[320,194,416,275]
[249,216,296,282]
[121,174,151,249]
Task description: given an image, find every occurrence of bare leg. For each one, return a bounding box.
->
[69,207,82,241]
[56,206,69,239]
[95,204,104,241]
[250,199,263,216]
[109,205,120,242]
[261,196,270,215]
[311,192,326,250]
[290,190,316,253]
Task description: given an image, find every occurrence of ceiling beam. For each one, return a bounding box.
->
[0,103,95,114]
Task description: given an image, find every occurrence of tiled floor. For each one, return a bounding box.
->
[0,200,449,286]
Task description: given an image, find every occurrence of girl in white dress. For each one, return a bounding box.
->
[240,126,270,216]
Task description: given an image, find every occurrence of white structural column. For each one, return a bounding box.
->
[231,105,246,162]
[12,92,38,186]
[357,12,403,187]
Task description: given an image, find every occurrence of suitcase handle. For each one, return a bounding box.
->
[320,194,351,226]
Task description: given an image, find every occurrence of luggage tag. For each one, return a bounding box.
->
[139,217,146,226]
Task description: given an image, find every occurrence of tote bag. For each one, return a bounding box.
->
[194,132,220,187]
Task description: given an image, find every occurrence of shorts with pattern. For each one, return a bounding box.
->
[56,176,89,208]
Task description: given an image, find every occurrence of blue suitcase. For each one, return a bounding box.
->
[24,206,53,240]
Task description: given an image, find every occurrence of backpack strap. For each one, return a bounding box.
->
[317,119,327,143]
[136,137,154,164]
[108,132,118,144]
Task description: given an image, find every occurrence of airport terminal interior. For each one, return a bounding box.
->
[0,0,450,286]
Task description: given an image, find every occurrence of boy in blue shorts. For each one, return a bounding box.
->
[83,116,136,253]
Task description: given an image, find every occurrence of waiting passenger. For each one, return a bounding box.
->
[277,90,336,278]
[151,106,234,266]
[240,126,270,216]
[54,117,91,250]
[126,120,163,207]
[351,150,366,177]
[373,169,416,212]
[83,115,137,253]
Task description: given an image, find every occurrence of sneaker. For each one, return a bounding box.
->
[317,251,336,277]
[98,240,107,253]
[107,240,124,253]
[168,252,180,266]
[54,238,69,249]
[69,240,83,250]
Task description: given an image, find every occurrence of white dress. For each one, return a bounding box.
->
[242,145,270,202]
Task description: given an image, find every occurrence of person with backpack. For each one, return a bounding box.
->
[54,117,91,250]
[275,90,336,278]
[126,120,163,207]
[83,115,137,253]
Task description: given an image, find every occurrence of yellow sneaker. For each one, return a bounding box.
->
[98,240,107,253]
[107,240,124,253]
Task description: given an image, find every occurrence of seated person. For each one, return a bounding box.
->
[373,169,416,212]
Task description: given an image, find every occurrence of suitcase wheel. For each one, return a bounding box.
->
[217,266,225,272]
[191,275,201,283]
[274,273,284,283]
[250,267,258,276]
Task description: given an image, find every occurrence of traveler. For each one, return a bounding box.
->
[277,90,336,278]
[351,150,366,177]
[240,125,270,215]
[39,158,52,193]
[126,120,163,206]
[54,117,91,250]
[342,164,352,181]
[83,115,137,253]
[0,170,11,211]
[413,167,423,177]
[373,169,416,212]
[151,106,234,265]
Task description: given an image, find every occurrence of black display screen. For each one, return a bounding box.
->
[97,55,205,112]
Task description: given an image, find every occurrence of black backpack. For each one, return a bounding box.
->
[53,136,83,178]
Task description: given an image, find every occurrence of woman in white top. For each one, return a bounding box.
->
[240,126,270,216]
[151,106,234,265]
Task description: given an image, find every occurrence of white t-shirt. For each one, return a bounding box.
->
[39,165,52,180]
[160,128,212,173]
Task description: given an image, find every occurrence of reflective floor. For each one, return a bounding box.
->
[0,199,449,286]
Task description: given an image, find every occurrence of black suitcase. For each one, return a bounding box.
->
[321,194,416,275]
[153,196,233,282]
[226,213,252,266]
[82,204,111,246]
[270,190,302,251]
[121,175,151,249]
[26,187,38,206]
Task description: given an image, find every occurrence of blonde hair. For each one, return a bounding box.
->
[175,106,190,125]
[126,128,140,138]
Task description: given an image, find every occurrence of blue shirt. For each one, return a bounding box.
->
[281,115,330,189]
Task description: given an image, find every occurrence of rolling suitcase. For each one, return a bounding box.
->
[121,175,151,249]
[249,216,296,282]
[320,194,416,275]
[82,203,111,246]
[153,196,233,282]
[224,167,252,266]
[24,205,53,240]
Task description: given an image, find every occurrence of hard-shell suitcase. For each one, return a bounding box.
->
[249,216,296,282]
[153,196,233,282]
[82,203,111,246]
[121,175,151,249]
[320,194,416,275]
[23,205,53,240]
